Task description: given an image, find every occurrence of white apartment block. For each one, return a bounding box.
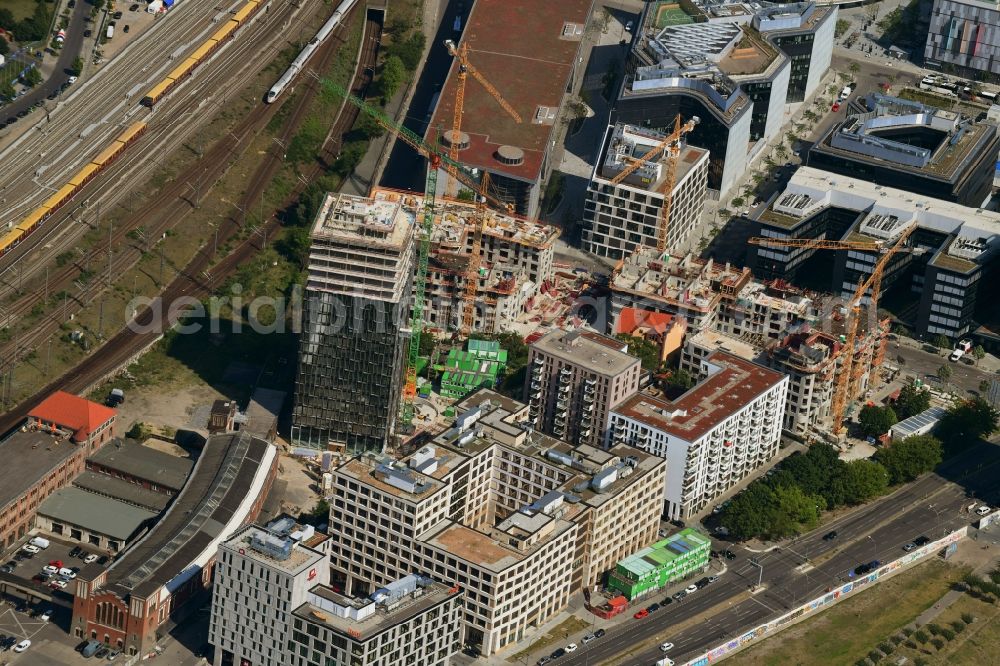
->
[288,575,463,666]
[210,520,330,666]
[582,123,710,260]
[525,329,642,448]
[609,351,788,520]
[328,390,664,656]
[357,189,559,333]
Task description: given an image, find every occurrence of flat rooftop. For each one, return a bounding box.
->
[596,123,709,191]
[88,439,193,491]
[688,329,762,361]
[37,487,157,541]
[762,167,1000,252]
[223,524,325,576]
[0,430,81,510]
[428,0,591,183]
[531,329,639,376]
[614,351,786,441]
[310,191,414,248]
[295,581,458,642]
[102,433,273,599]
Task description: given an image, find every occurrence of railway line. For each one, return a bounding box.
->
[0,6,382,430]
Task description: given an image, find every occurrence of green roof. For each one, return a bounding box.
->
[616,528,710,578]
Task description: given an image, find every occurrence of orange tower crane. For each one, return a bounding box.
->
[608,115,699,252]
[749,228,916,433]
[442,39,521,334]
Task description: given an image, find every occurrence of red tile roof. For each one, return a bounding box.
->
[616,308,684,336]
[429,0,592,183]
[614,352,786,441]
[28,391,116,443]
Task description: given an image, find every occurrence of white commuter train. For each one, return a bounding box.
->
[265,0,359,103]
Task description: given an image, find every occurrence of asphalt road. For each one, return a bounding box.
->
[379,0,468,191]
[892,340,996,396]
[558,439,1000,666]
[1,0,90,123]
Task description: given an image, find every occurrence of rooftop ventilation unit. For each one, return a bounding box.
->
[250,531,292,561]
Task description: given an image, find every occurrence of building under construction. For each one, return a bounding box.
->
[581,122,710,260]
[291,192,415,453]
[612,247,888,439]
[351,189,559,334]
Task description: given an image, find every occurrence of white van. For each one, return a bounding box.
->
[29,536,50,549]
[839,85,852,100]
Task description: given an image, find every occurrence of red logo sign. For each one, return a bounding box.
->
[307,568,317,581]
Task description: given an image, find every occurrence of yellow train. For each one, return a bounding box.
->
[141,0,262,107]
[0,121,148,258]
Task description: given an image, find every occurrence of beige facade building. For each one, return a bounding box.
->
[582,123,710,259]
[525,330,642,448]
[327,390,664,656]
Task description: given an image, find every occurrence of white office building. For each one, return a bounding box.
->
[609,351,788,520]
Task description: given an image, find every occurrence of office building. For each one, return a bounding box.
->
[210,520,330,666]
[609,351,788,519]
[525,329,642,447]
[581,122,710,260]
[428,0,592,216]
[328,390,664,655]
[291,191,415,453]
[607,528,711,600]
[616,0,836,196]
[925,0,1000,78]
[750,166,1000,339]
[290,575,463,666]
[808,94,999,207]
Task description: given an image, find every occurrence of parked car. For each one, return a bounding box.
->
[107,650,122,661]
[581,633,596,645]
[977,505,992,516]
[95,646,111,658]
[902,542,917,552]
[633,609,649,619]
[672,591,687,602]
[537,658,552,666]
[594,629,605,638]
[660,642,675,652]
[84,554,99,564]
[564,643,578,653]
[723,549,736,560]
[914,536,931,546]
[42,565,58,575]
[21,544,39,554]
[646,602,660,613]
[13,640,30,653]
[58,567,77,579]
[69,547,82,558]
[854,563,872,575]
[49,579,68,589]
[684,584,698,594]
[129,3,140,10]
[84,29,92,37]
[551,648,566,659]
[39,609,53,621]
[113,10,123,19]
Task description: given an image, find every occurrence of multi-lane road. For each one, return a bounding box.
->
[557,439,1000,666]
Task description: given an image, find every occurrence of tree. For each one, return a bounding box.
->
[22,66,42,87]
[933,334,951,349]
[719,480,776,539]
[665,368,694,391]
[0,35,9,56]
[835,18,851,38]
[352,112,385,140]
[849,62,861,75]
[895,384,931,419]
[936,365,952,383]
[980,380,991,394]
[936,397,1000,445]
[873,435,943,484]
[859,404,898,438]
[731,196,745,209]
[0,81,14,102]
[832,459,890,505]
[126,422,151,441]
[973,345,986,366]
[386,32,426,71]
[779,443,843,499]
[0,9,15,32]
[769,484,824,538]
[376,55,406,99]
[70,56,84,77]
[616,334,660,372]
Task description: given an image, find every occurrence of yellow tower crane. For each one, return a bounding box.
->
[748,228,916,433]
[442,39,521,334]
[608,115,699,252]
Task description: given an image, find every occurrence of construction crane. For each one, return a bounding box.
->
[607,115,699,252]
[442,39,521,333]
[318,79,507,427]
[747,230,916,433]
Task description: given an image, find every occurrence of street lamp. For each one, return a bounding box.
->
[866,535,876,561]
[749,558,763,590]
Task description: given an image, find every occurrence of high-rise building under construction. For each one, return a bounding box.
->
[291,193,415,453]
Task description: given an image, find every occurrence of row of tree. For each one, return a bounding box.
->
[720,396,999,541]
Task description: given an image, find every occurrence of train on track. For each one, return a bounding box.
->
[266,0,359,103]
[141,0,264,107]
[0,122,148,259]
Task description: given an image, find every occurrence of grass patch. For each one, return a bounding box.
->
[728,559,969,666]
[5,0,39,22]
[506,616,591,663]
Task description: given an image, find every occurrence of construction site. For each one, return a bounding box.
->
[610,247,891,443]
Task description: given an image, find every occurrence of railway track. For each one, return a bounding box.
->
[0,7,382,434]
[0,2,345,350]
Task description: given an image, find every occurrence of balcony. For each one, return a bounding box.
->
[558,382,570,394]
[556,399,568,412]
[582,392,594,405]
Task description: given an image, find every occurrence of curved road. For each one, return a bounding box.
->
[1,0,90,122]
